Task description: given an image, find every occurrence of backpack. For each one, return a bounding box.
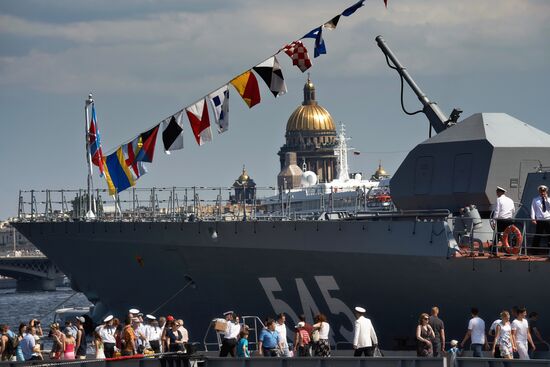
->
[2,332,18,357]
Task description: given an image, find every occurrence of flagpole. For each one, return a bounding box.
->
[85,93,96,219]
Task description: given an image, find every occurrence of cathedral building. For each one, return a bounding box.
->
[277,77,337,187]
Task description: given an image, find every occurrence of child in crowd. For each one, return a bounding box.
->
[448,340,461,367]
[237,330,250,358]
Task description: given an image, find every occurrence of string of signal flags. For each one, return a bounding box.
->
[87,0,388,196]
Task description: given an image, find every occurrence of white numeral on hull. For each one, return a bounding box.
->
[259,276,355,342]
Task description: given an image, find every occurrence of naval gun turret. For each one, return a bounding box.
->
[376,35,550,215]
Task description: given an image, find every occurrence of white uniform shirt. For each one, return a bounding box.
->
[512,319,529,343]
[468,317,486,344]
[99,325,116,344]
[224,321,240,339]
[353,316,378,348]
[145,325,162,342]
[494,195,515,219]
[531,196,550,220]
[275,322,288,347]
[136,324,147,347]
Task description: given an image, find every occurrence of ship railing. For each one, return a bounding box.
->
[452,216,550,258]
[14,187,398,223]
[202,316,265,353]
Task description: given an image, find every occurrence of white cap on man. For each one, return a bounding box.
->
[76,316,85,323]
[146,314,156,321]
[539,185,548,191]
[354,306,366,313]
[129,308,140,315]
[223,310,234,316]
[103,315,114,323]
[496,186,506,192]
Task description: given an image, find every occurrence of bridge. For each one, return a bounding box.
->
[0,256,65,291]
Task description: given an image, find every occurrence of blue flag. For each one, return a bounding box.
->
[302,26,326,58]
[342,0,365,16]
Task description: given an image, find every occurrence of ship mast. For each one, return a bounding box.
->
[334,124,350,181]
[85,94,95,219]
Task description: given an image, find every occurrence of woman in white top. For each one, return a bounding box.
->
[492,311,514,359]
[312,314,331,357]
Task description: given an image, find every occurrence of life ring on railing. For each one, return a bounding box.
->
[502,225,522,255]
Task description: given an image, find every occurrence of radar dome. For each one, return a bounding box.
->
[301,171,318,187]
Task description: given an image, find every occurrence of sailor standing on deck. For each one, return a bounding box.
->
[493,186,515,246]
[531,185,550,255]
[352,307,378,357]
[145,315,162,354]
[99,315,116,358]
[220,311,240,357]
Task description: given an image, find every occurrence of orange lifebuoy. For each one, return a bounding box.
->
[502,225,523,255]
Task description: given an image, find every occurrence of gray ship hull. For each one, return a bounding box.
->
[14,219,550,349]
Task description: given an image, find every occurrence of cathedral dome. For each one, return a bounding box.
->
[286,77,335,132]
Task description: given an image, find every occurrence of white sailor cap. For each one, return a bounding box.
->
[146,314,156,321]
[223,310,234,316]
[129,308,140,315]
[103,315,114,323]
[539,185,548,191]
[496,186,506,192]
[354,306,366,313]
[75,316,85,323]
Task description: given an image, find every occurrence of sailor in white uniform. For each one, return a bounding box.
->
[531,185,550,254]
[493,186,515,252]
[144,315,162,354]
[98,315,116,358]
[353,306,378,357]
[219,311,240,357]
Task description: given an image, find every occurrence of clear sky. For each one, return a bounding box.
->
[0,0,549,220]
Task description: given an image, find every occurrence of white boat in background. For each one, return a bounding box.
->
[262,125,393,217]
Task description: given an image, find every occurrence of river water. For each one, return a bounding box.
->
[0,287,92,330]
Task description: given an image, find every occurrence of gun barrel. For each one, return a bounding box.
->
[376,35,449,133]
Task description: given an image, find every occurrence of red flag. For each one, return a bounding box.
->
[186,99,212,145]
[282,41,312,72]
[230,71,261,108]
[88,104,105,176]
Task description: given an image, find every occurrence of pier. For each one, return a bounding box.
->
[1,355,550,367]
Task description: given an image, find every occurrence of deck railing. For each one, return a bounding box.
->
[15,186,393,223]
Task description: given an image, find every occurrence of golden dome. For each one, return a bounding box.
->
[372,162,389,180]
[286,77,335,132]
[237,166,249,182]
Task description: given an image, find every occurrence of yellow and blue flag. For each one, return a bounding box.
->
[103,147,135,195]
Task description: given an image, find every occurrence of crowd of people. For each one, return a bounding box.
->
[1,306,547,362]
[415,306,547,361]
[0,309,190,362]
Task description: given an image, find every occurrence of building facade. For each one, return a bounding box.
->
[278,77,337,185]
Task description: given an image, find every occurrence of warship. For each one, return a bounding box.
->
[12,36,550,350]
